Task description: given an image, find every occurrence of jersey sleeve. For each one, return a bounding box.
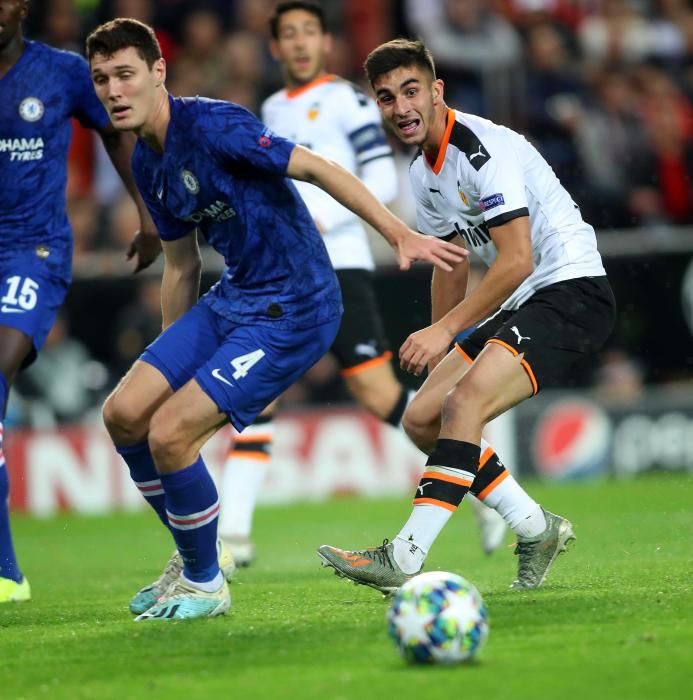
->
[336,84,393,168]
[66,52,111,131]
[468,129,529,228]
[204,101,296,176]
[409,164,458,240]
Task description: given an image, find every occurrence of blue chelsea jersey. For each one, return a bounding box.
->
[133,96,342,330]
[0,40,110,268]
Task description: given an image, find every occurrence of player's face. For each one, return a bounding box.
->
[0,0,27,50]
[271,9,331,86]
[90,47,166,132]
[373,66,444,147]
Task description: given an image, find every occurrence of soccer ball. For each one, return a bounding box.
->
[387,571,488,665]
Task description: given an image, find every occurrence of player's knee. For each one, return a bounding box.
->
[147,408,183,466]
[349,381,387,418]
[402,398,437,452]
[102,391,146,443]
[442,378,491,426]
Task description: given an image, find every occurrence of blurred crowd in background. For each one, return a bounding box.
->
[9,0,693,426]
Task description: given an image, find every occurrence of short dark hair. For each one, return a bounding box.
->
[269,1,326,39]
[364,39,436,86]
[86,18,162,68]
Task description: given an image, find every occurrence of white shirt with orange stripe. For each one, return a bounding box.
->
[410,108,606,310]
[262,74,397,271]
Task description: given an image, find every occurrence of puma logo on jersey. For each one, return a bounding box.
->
[511,326,531,344]
[417,481,433,495]
[467,142,490,171]
[469,146,487,161]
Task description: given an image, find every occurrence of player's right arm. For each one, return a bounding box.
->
[160,231,201,329]
[206,102,464,270]
[409,171,471,371]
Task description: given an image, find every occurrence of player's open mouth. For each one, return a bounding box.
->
[111,105,131,119]
[294,56,311,69]
[398,119,420,136]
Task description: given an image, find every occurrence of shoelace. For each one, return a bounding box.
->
[514,540,539,580]
[156,552,183,586]
[364,539,394,568]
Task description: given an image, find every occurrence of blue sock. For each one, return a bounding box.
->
[161,456,220,583]
[117,441,169,528]
[0,372,22,583]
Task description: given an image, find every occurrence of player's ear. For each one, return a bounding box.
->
[323,32,333,55]
[432,79,445,105]
[154,57,166,87]
[269,39,280,62]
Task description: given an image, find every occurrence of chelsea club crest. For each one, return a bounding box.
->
[19,97,44,122]
[181,169,200,194]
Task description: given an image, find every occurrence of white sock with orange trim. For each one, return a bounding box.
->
[394,505,450,574]
[393,438,483,574]
[481,477,546,538]
[218,417,274,540]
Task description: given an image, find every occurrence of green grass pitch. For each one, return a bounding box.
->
[1,475,691,700]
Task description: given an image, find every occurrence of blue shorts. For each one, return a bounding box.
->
[0,250,70,367]
[141,302,341,431]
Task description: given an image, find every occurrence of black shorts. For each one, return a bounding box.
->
[458,276,616,394]
[332,269,391,376]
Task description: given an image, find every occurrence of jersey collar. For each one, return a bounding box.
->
[425,108,456,175]
[285,73,337,99]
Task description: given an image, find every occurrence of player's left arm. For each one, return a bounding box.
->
[287,145,467,272]
[99,126,162,272]
[160,230,201,329]
[400,217,533,375]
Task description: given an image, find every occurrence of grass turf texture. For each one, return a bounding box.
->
[1,475,691,700]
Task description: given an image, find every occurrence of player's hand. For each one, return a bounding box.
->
[395,230,468,272]
[400,323,455,376]
[126,229,162,273]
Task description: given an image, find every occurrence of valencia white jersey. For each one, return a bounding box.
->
[262,74,396,270]
[410,109,606,309]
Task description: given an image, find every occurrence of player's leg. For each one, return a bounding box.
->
[103,359,173,525]
[402,345,471,451]
[318,307,558,591]
[103,304,235,614]
[335,268,413,426]
[137,315,340,620]
[318,344,534,593]
[0,254,70,603]
[0,327,34,602]
[343,360,411,425]
[218,400,278,567]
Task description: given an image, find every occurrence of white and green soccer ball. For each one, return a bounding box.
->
[387,571,488,665]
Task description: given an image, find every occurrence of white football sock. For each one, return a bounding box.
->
[393,504,454,573]
[218,421,274,539]
[182,570,224,592]
[481,475,546,538]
